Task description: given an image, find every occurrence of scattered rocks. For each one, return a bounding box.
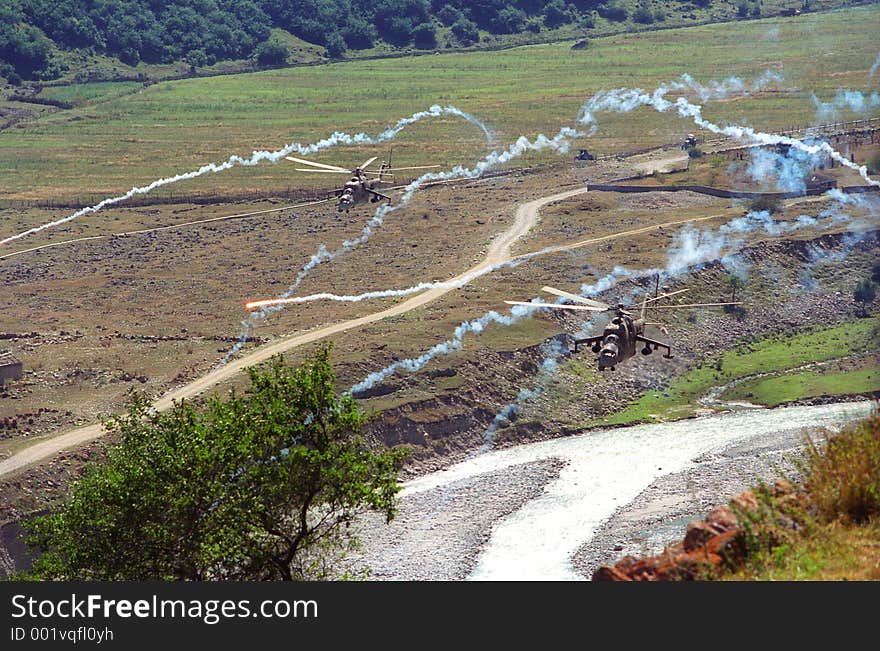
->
[591,494,752,581]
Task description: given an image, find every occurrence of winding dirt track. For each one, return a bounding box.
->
[0,187,586,477]
[1,184,809,477]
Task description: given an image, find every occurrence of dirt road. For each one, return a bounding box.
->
[0,186,587,477]
[0,184,838,478]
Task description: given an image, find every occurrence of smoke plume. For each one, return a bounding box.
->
[1,105,491,246]
[472,338,568,456]
[811,90,880,121]
[347,188,870,394]
[871,52,880,78]
[577,79,879,188]
[225,129,582,361]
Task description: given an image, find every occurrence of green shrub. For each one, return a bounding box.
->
[800,411,880,523]
[749,194,782,214]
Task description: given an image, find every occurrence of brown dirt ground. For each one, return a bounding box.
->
[1,144,877,536]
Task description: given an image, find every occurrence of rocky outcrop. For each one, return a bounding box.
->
[592,479,795,581]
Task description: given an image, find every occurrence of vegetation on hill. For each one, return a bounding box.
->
[0,0,857,83]
[596,408,880,580]
[720,408,880,580]
[596,316,880,426]
[19,345,408,580]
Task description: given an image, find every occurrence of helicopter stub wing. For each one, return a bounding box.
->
[636,335,672,358]
[572,335,604,353]
[367,188,392,202]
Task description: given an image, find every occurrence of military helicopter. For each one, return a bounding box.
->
[285,150,439,212]
[505,285,740,371]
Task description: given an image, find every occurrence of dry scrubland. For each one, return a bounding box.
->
[0,5,878,539]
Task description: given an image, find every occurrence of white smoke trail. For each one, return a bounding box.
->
[577,81,879,188]
[800,231,877,290]
[576,71,782,132]
[348,189,871,394]
[223,129,581,361]
[472,338,568,456]
[745,144,824,194]
[244,242,572,310]
[347,302,540,395]
[869,52,880,78]
[670,97,879,187]
[811,89,880,121]
[0,105,492,246]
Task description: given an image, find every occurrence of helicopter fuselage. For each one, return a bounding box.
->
[336,169,389,212]
[574,307,671,371]
[597,314,644,369]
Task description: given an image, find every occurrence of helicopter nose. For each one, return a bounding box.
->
[600,344,618,365]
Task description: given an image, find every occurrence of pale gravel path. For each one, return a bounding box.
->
[344,458,567,581]
[0,186,587,477]
[348,415,845,581]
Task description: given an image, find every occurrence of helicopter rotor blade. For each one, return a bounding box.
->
[640,302,743,309]
[644,288,689,304]
[285,156,351,172]
[359,156,378,171]
[294,168,353,174]
[504,300,607,312]
[379,165,443,171]
[540,286,610,309]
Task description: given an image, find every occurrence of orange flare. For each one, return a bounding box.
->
[245,297,296,311]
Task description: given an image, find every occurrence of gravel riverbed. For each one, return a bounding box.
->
[348,416,842,581]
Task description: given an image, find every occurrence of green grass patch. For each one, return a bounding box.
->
[722,367,880,407]
[2,5,878,202]
[721,412,880,580]
[37,81,144,107]
[434,373,465,391]
[724,522,878,581]
[593,316,880,426]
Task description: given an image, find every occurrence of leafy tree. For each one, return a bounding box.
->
[726,272,747,302]
[0,22,55,79]
[633,1,656,24]
[854,279,876,316]
[254,36,289,66]
[450,16,479,44]
[342,17,378,49]
[185,48,208,68]
[23,347,407,581]
[380,15,416,46]
[493,6,526,33]
[436,4,464,27]
[372,0,429,44]
[599,0,628,22]
[749,194,782,214]
[543,0,568,28]
[871,262,880,285]
[413,21,438,49]
[325,30,348,57]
